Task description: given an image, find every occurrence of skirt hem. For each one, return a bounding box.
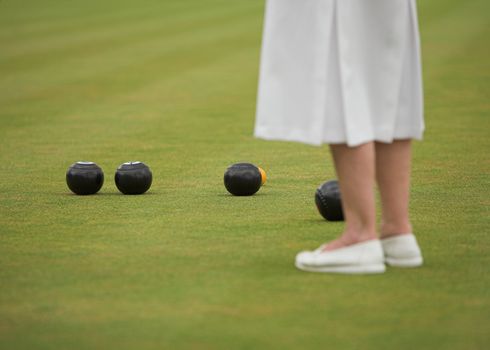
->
[254,127,423,147]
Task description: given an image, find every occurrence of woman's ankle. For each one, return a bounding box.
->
[340,228,377,245]
[323,231,377,251]
[380,222,412,238]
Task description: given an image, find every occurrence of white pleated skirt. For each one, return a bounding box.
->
[254,0,424,147]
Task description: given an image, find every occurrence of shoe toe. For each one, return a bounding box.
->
[295,251,316,266]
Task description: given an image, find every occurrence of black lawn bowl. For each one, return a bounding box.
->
[66,161,104,195]
[315,180,344,221]
[224,163,262,196]
[115,161,152,195]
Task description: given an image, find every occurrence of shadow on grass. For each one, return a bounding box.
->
[61,191,161,197]
[216,192,268,197]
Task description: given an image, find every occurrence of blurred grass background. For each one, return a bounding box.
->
[0,0,489,349]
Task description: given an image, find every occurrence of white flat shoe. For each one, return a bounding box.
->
[381,234,423,267]
[295,240,386,274]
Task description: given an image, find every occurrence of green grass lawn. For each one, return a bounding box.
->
[1,0,489,349]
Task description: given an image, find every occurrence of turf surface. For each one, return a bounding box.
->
[0,0,489,349]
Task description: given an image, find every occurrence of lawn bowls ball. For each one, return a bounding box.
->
[315,180,344,221]
[66,161,104,195]
[224,163,262,196]
[115,161,152,195]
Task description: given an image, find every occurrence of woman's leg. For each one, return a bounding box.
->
[324,142,377,250]
[375,140,413,238]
